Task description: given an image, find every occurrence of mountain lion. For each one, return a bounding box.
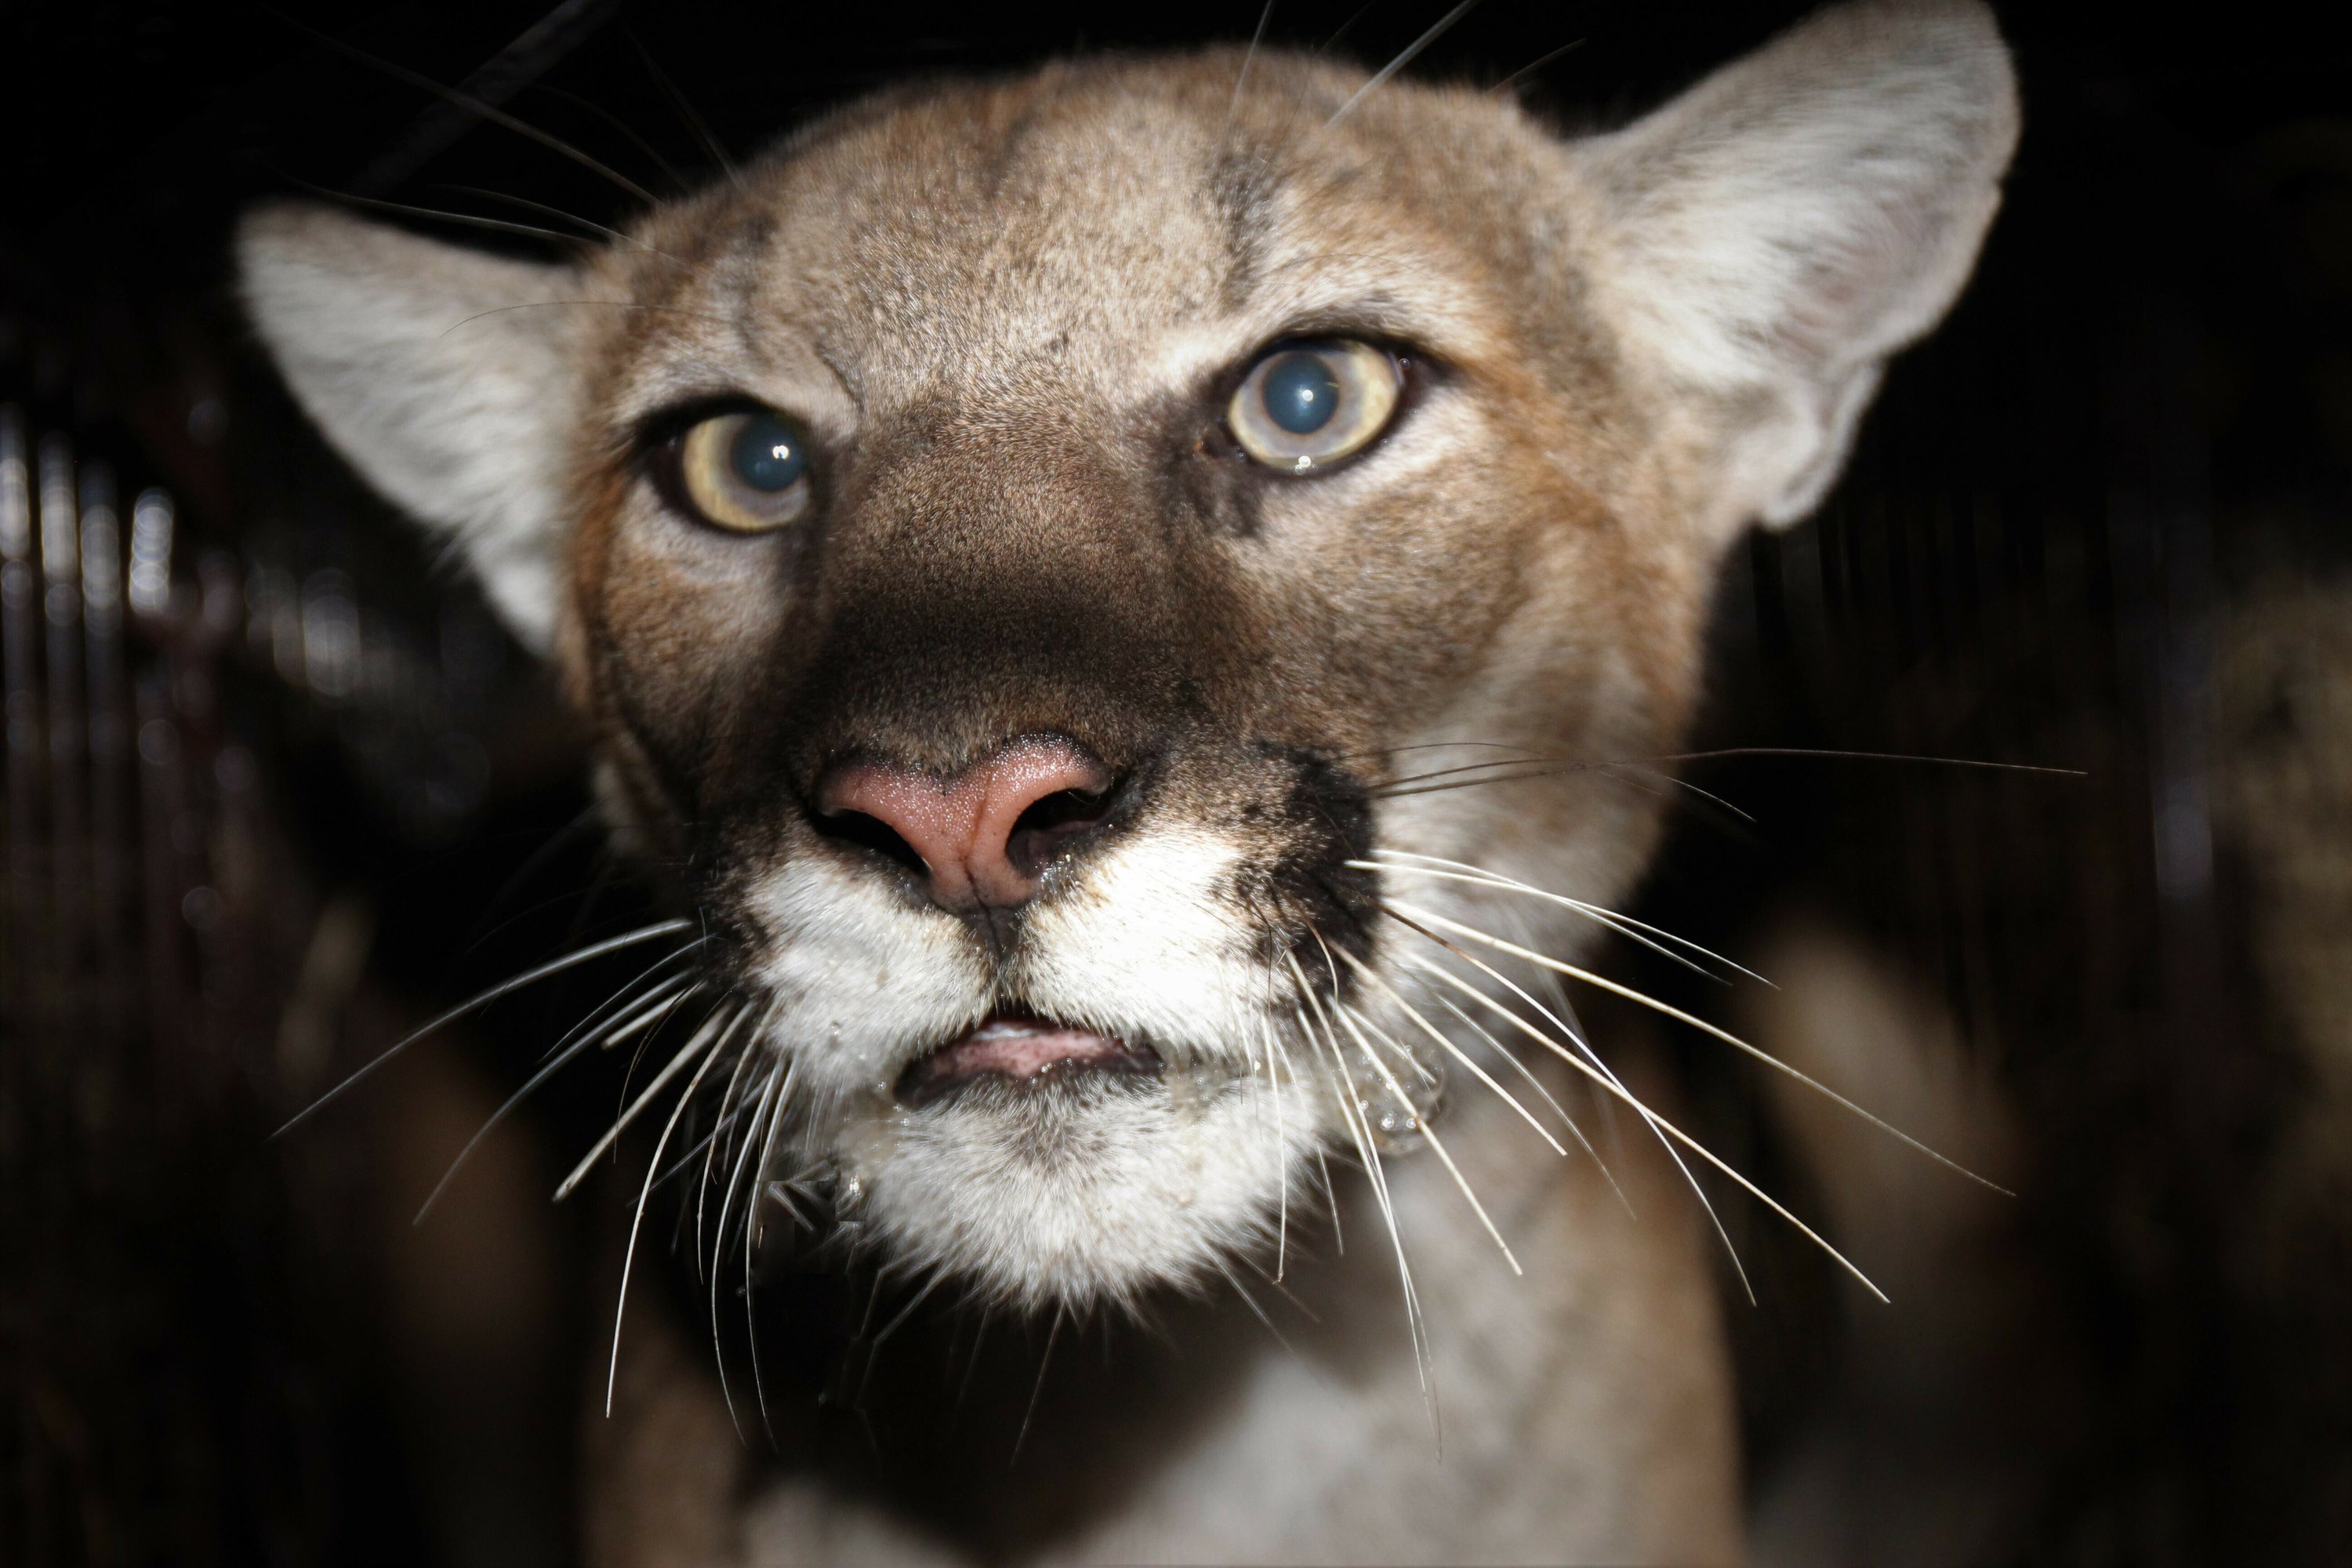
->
[238,3,2018,1560]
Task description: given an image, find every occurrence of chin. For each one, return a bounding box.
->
[815,1013,1308,1312]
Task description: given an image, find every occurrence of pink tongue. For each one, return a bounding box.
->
[935,1017,1124,1079]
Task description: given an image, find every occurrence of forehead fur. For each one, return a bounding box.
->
[590,49,1617,432]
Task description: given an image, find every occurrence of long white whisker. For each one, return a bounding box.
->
[1298,1004,1411,1312]
[538,955,699,1066]
[599,972,700,1047]
[718,1046,789,1289]
[554,1003,734,1203]
[1393,927,1757,1304]
[1258,1014,1292,1282]
[1287,952,1436,1436]
[1388,900,2005,1193]
[694,1028,762,1277]
[1425,988,1632,1217]
[1298,996,1439,1443]
[604,1027,729,1417]
[1402,947,1886,1301]
[1362,853,1769,984]
[1340,949,1566,1157]
[412,981,706,1227]
[274,919,695,1136]
[1335,999,1521,1276]
[708,1044,787,1441]
[742,1044,799,1445]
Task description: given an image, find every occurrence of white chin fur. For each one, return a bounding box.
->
[744,826,1322,1311]
[840,1072,1312,1312]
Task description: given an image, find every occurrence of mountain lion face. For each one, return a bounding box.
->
[241,4,2016,1312]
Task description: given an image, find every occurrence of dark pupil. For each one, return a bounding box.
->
[730,415,806,492]
[1261,350,1341,436]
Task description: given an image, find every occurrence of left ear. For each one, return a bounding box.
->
[1566,0,2020,535]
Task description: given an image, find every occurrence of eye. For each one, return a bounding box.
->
[674,408,815,532]
[1227,339,1403,474]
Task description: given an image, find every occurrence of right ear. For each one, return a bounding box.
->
[237,203,586,652]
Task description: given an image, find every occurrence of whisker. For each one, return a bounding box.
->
[1396,940,1885,1301]
[694,1029,763,1277]
[1335,999,1521,1276]
[277,8,658,205]
[274,918,693,1137]
[1225,0,1279,139]
[604,1026,731,1417]
[1238,1252,1323,1325]
[599,970,699,1047]
[456,804,604,953]
[525,82,689,190]
[645,1086,750,1193]
[738,1047,798,1445]
[1012,1304,1067,1466]
[553,1000,738,1202]
[1388,900,2005,1193]
[871,1269,946,1352]
[713,1064,783,1447]
[628,32,744,188]
[430,183,686,260]
[267,173,594,250]
[1327,0,1485,126]
[1287,953,1436,1434]
[1258,1014,1292,1282]
[1600,761,1759,824]
[413,981,705,1226]
[1487,36,1585,96]
[1362,852,1769,984]
[1339,949,1566,1158]
[717,1044,789,1293]
[1392,929,1758,1304]
[1376,746,2085,800]
[1425,988,1631,1216]
[1216,1260,1291,1351]
[1305,1000,1439,1444]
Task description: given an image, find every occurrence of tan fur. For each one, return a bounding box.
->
[237,5,2016,1560]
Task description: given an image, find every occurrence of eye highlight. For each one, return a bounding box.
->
[674,408,815,532]
[1227,339,1403,474]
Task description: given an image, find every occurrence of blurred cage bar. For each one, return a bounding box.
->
[0,403,314,1566]
[0,376,572,1563]
[0,406,270,1118]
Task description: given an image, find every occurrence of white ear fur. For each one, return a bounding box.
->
[237,205,586,651]
[1573,0,2019,532]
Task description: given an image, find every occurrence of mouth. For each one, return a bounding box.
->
[895,1010,1162,1109]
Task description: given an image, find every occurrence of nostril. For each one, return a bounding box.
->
[811,739,1118,910]
[811,805,929,876]
[1004,779,1118,878]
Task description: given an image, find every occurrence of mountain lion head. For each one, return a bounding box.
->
[240,2,2016,1316]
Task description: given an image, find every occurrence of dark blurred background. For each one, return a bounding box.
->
[2,2,2350,1563]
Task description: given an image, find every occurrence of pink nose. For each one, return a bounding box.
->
[814,738,1115,910]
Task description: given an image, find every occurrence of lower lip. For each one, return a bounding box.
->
[895,1013,1160,1108]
